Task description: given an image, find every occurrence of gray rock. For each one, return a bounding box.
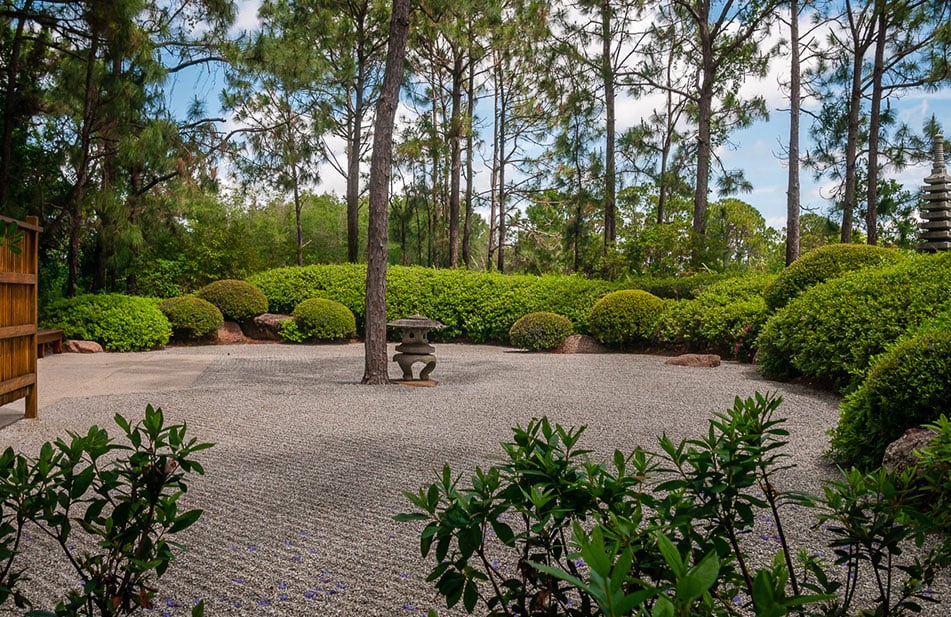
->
[882,427,938,474]
[64,340,103,353]
[246,313,292,340]
[665,353,721,368]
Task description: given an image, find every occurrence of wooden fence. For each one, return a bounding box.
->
[0,215,40,418]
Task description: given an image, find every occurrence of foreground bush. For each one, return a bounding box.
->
[43,294,171,351]
[249,265,617,342]
[158,296,223,341]
[399,394,950,616]
[756,252,951,390]
[0,405,209,616]
[829,318,951,469]
[508,311,573,351]
[195,279,268,324]
[588,289,665,347]
[654,273,774,360]
[281,298,357,342]
[763,243,903,311]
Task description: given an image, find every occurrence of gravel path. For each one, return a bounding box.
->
[1,344,947,616]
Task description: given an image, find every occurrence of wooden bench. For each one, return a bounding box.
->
[37,328,64,358]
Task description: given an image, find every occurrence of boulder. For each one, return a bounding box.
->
[246,313,293,340]
[214,321,249,345]
[665,353,721,368]
[558,334,609,354]
[882,427,938,475]
[64,340,104,353]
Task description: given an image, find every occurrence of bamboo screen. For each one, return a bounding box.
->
[0,215,40,418]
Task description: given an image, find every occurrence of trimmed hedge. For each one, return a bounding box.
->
[248,265,619,343]
[756,252,951,391]
[281,298,357,342]
[195,279,268,323]
[828,318,951,470]
[158,296,223,341]
[42,294,171,352]
[654,273,774,360]
[589,289,666,347]
[763,244,904,311]
[509,312,574,351]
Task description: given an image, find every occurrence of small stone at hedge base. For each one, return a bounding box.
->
[665,353,721,368]
[214,321,248,345]
[65,340,103,353]
[246,313,293,340]
[557,334,609,354]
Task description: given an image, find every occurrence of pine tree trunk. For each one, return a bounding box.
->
[866,4,887,246]
[786,0,801,265]
[448,52,463,267]
[601,0,616,249]
[363,0,410,385]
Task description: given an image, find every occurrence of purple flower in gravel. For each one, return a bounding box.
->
[165,599,181,607]
[292,556,302,562]
[403,604,415,611]
[574,559,585,568]
[336,583,346,590]
[758,533,770,541]
[160,612,171,617]
[400,572,409,579]
[231,577,245,584]
[304,591,317,599]
[279,594,290,601]
[308,549,317,555]
[258,599,270,606]
[284,539,292,547]
[299,530,308,536]
[247,545,256,551]
[732,596,742,604]
[277,583,288,590]
[232,602,241,608]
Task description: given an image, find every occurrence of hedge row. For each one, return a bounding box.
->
[247,265,621,342]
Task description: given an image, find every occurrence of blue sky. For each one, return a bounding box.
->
[166,1,951,233]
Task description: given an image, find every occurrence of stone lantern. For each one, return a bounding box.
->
[919,134,951,252]
[387,314,445,382]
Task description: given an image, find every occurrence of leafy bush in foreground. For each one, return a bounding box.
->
[399,394,951,616]
[0,405,210,616]
[756,252,951,390]
[42,294,171,351]
[763,243,903,311]
[195,279,268,324]
[508,311,574,351]
[588,289,666,347]
[281,297,357,342]
[654,273,774,360]
[829,319,951,469]
[159,296,224,341]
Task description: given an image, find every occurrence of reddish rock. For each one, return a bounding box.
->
[214,321,249,345]
[64,340,104,353]
[558,334,609,354]
[883,427,938,474]
[665,353,721,368]
[246,313,292,340]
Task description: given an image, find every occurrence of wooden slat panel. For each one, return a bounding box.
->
[0,272,36,284]
[0,373,36,397]
[0,215,42,233]
[0,324,35,341]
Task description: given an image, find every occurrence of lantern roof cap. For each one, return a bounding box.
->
[387,314,445,329]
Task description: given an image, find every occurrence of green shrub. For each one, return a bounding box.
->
[42,294,171,352]
[399,394,950,617]
[281,297,356,342]
[158,296,223,341]
[588,289,666,347]
[763,243,904,311]
[654,273,774,360]
[913,415,951,531]
[828,323,951,469]
[756,252,951,390]
[635,271,736,300]
[508,311,574,351]
[195,279,268,323]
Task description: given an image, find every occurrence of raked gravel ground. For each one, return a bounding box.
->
[1,343,948,616]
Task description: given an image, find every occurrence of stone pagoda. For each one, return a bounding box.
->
[919,134,951,252]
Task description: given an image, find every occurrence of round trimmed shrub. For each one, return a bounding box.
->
[756,252,951,390]
[42,294,171,352]
[158,296,224,341]
[828,323,951,470]
[763,243,903,311]
[195,279,268,323]
[509,312,574,351]
[282,298,356,342]
[588,289,666,347]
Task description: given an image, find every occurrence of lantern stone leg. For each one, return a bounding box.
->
[394,352,437,381]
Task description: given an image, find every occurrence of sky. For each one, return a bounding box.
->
[165,1,951,232]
